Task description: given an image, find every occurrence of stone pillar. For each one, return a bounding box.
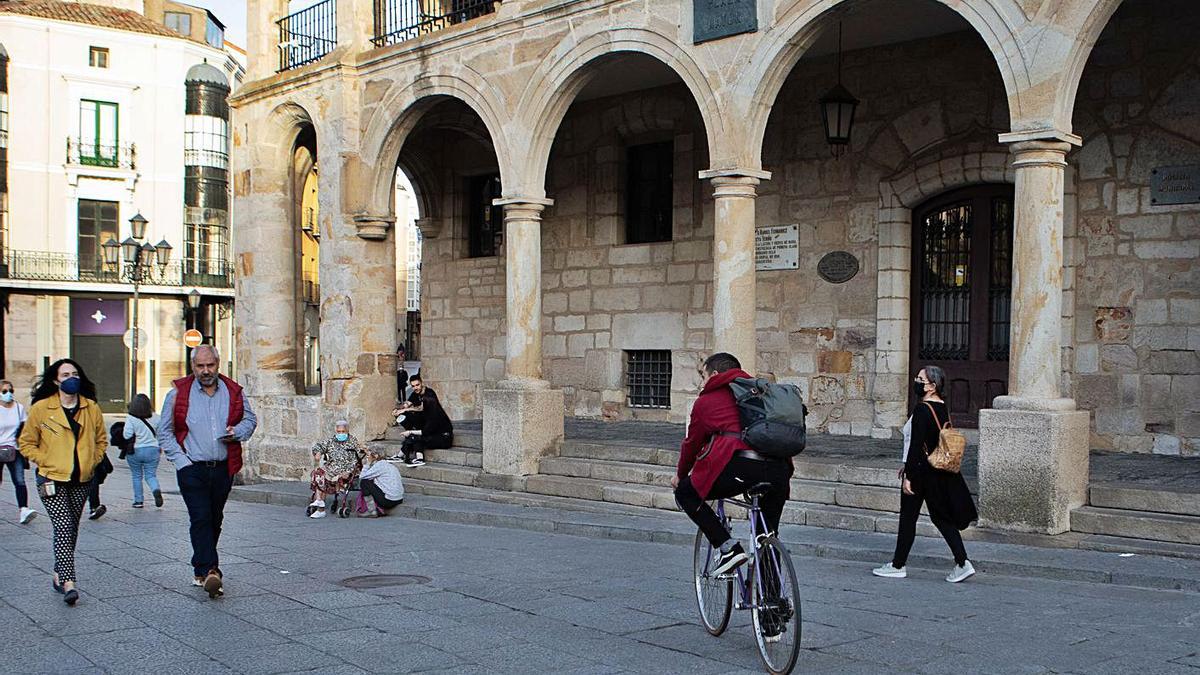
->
[246,0,288,81]
[979,135,1089,535]
[482,198,563,476]
[700,169,771,373]
[335,0,374,55]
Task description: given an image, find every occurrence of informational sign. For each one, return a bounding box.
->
[694,0,758,44]
[817,251,860,284]
[72,298,126,336]
[184,329,204,348]
[755,224,799,271]
[122,327,148,350]
[1150,165,1200,205]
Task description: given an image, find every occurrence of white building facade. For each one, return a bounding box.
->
[0,0,244,411]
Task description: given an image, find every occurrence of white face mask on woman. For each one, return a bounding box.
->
[0,392,13,403]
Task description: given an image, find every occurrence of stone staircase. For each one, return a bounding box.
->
[371,423,1200,548]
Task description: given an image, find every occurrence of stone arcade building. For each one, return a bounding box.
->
[232,0,1199,534]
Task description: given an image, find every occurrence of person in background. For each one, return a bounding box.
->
[0,379,36,524]
[395,344,410,404]
[390,373,453,467]
[19,359,108,606]
[307,420,365,519]
[122,393,163,509]
[358,446,404,517]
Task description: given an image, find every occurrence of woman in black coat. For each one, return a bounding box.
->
[873,365,978,582]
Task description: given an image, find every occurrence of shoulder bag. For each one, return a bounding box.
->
[923,402,966,474]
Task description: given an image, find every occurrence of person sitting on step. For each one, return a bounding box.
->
[389,374,453,467]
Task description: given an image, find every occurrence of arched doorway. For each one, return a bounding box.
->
[910,184,1014,426]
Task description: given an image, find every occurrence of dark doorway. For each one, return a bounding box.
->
[910,185,1013,427]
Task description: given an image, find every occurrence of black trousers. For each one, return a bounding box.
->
[177,461,234,577]
[87,481,101,510]
[675,456,790,548]
[360,478,403,510]
[401,431,452,459]
[892,487,968,567]
[399,412,425,431]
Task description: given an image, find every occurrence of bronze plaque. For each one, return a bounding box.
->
[694,0,757,44]
[817,251,859,284]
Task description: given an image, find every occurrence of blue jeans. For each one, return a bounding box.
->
[2,454,29,508]
[126,446,161,504]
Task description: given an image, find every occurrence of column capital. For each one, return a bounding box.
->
[698,167,772,181]
[415,216,441,239]
[1006,140,1073,171]
[997,128,1082,147]
[352,214,395,240]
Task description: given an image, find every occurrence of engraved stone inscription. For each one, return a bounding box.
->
[694,0,757,44]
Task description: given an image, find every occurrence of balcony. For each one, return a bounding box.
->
[372,0,499,47]
[66,138,136,170]
[0,250,233,289]
[277,0,338,72]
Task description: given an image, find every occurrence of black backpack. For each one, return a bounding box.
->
[109,422,136,459]
[726,377,808,459]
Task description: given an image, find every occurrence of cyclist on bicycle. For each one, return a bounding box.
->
[673,352,793,576]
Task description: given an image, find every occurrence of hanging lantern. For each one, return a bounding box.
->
[819,22,859,158]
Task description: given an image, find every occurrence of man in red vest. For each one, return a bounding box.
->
[158,344,257,598]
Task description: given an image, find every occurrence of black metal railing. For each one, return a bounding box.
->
[0,250,233,288]
[66,138,136,170]
[277,0,338,71]
[372,0,499,47]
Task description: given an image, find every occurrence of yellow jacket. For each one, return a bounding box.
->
[18,396,108,483]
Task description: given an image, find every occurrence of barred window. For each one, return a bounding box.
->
[625,350,672,409]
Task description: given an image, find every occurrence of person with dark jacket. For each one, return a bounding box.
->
[874,365,978,583]
[673,352,792,576]
[390,373,452,466]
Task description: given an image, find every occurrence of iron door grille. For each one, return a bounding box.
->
[625,350,672,409]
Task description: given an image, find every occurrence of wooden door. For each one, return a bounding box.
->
[910,185,1014,427]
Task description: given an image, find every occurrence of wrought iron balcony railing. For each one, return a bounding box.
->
[278,0,337,71]
[66,137,137,170]
[372,0,499,48]
[0,250,233,289]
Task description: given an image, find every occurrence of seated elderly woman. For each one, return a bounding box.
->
[308,420,366,519]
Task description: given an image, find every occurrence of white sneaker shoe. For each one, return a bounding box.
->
[309,499,324,507]
[872,563,907,578]
[946,561,976,583]
[309,509,327,519]
[18,507,37,524]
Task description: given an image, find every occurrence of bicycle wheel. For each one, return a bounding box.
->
[692,529,732,636]
[750,536,802,674]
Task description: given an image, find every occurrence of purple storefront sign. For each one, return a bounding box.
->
[71,299,127,336]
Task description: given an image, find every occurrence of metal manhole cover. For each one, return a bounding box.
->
[340,574,431,589]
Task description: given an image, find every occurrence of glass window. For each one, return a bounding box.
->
[88,46,109,68]
[467,173,502,258]
[205,18,224,48]
[164,12,192,37]
[625,141,674,244]
[184,115,229,170]
[78,100,119,166]
[77,199,119,277]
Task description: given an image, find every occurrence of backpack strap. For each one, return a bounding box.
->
[923,401,950,430]
[138,416,158,436]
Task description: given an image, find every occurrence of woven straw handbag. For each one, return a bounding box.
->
[923,402,965,473]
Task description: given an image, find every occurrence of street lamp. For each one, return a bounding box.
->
[818,21,859,158]
[102,212,173,401]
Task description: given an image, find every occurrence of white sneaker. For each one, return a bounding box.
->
[309,509,327,519]
[872,563,907,578]
[18,507,37,524]
[309,499,324,507]
[946,561,976,583]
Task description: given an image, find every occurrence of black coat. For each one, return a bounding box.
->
[906,400,978,530]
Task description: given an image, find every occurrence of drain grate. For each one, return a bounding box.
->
[340,574,431,589]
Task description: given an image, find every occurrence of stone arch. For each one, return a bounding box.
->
[742,0,1030,170]
[517,27,725,196]
[361,73,511,222]
[871,143,1015,432]
[1052,0,1126,134]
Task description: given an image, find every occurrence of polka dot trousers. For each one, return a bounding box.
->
[39,482,90,584]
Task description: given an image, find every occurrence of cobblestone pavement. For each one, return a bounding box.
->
[1,463,1198,674]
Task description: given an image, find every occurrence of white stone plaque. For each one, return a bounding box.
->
[755,224,799,271]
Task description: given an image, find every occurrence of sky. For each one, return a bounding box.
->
[183,0,246,47]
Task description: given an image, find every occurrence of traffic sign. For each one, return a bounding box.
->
[184,329,204,348]
[122,328,148,349]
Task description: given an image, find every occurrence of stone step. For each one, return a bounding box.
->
[383,426,482,449]
[1089,483,1200,517]
[1070,506,1200,546]
[559,441,678,467]
[368,440,483,467]
[397,461,481,487]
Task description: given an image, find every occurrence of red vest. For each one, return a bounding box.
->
[173,374,245,477]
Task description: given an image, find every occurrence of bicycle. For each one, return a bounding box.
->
[692,482,802,674]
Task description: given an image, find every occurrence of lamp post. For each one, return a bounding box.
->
[102,213,172,402]
[819,21,859,158]
[185,289,202,365]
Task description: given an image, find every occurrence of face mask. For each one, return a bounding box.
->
[0,392,13,403]
[335,432,349,442]
[60,377,82,395]
[913,381,928,397]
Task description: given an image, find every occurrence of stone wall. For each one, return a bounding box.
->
[243,393,322,481]
[1068,0,1200,455]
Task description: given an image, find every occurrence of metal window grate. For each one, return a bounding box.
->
[625,350,672,409]
[373,0,499,48]
[918,202,971,361]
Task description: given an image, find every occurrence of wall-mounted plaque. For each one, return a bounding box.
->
[817,251,859,284]
[1151,165,1200,206]
[755,224,799,271]
[694,0,757,44]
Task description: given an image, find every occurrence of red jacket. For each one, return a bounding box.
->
[172,374,246,477]
[677,368,753,499]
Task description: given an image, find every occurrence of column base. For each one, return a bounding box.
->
[482,385,564,476]
[978,405,1090,534]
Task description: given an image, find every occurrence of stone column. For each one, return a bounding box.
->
[978,135,1089,535]
[246,0,288,81]
[335,0,374,55]
[700,169,771,373]
[482,198,564,477]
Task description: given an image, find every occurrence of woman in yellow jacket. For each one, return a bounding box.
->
[18,358,107,606]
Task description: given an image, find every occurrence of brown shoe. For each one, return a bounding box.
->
[203,569,224,598]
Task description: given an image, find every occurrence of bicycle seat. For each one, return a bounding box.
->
[744,482,775,499]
